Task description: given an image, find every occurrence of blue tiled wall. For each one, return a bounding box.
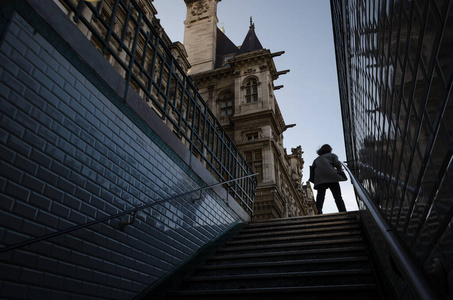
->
[0,3,245,299]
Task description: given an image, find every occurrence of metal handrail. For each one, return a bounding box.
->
[341,162,439,300]
[0,173,257,254]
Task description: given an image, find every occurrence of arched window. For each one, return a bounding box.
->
[218,90,234,116]
[245,78,258,103]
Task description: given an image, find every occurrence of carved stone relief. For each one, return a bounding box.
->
[191,1,209,16]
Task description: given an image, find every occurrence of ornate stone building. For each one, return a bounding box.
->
[54,0,316,219]
[183,0,315,220]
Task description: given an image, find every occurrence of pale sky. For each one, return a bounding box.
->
[153,0,358,214]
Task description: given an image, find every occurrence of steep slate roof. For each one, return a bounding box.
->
[215,27,239,68]
[238,19,263,54]
[214,17,264,69]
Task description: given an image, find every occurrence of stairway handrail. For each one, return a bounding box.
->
[341,162,439,300]
[0,173,257,254]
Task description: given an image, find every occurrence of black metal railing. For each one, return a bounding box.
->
[341,162,439,300]
[0,173,257,254]
[57,0,256,214]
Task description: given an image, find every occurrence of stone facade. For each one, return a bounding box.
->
[183,0,220,74]
[183,0,316,220]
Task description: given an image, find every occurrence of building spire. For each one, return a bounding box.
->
[250,16,255,30]
[239,16,262,53]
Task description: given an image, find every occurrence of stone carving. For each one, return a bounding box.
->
[191,1,209,16]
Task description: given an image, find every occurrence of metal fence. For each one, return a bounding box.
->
[57,0,256,214]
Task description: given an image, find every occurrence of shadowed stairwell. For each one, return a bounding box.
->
[148,211,383,299]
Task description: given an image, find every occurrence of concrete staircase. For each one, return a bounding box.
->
[165,211,382,299]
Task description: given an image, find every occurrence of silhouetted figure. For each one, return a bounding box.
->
[312,144,347,214]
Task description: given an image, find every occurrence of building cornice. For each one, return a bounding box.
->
[191,66,232,85]
[228,49,281,80]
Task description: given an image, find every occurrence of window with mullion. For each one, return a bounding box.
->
[245,149,263,181]
[219,91,234,116]
[245,78,258,103]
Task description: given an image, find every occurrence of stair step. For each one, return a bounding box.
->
[209,246,367,264]
[239,219,360,235]
[186,268,373,281]
[235,223,360,240]
[225,230,363,246]
[218,237,366,254]
[247,212,359,228]
[167,283,379,300]
[182,269,375,289]
[199,256,369,270]
[194,256,371,276]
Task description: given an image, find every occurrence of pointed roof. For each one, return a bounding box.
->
[216,27,238,56]
[214,17,264,69]
[238,17,263,54]
[215,27,239,68]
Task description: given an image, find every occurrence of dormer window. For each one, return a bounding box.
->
[245,78,258,103]
[222,54,234,67]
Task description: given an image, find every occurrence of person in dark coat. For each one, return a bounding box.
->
[312,144,347,214]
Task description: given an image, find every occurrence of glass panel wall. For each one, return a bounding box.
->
[331,0,453,298]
